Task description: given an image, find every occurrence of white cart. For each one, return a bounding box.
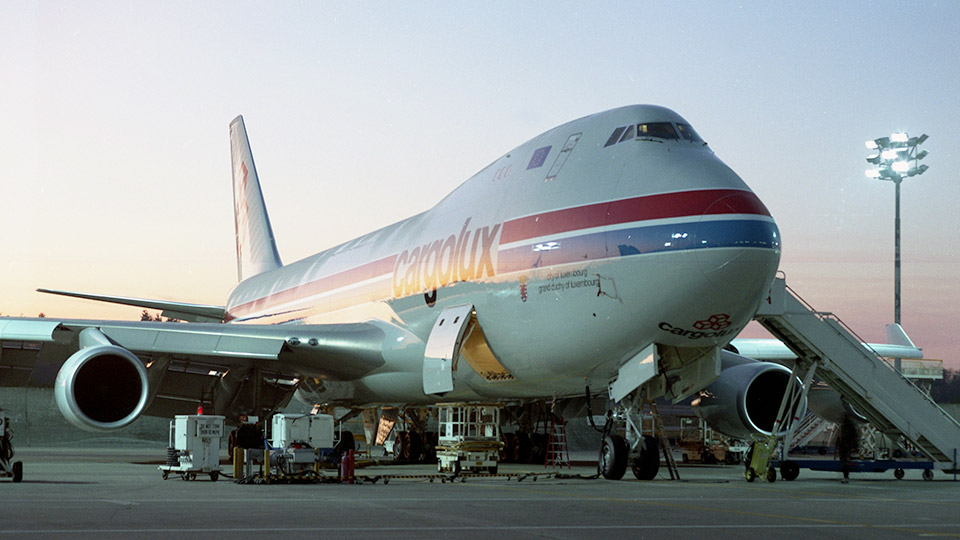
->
[159,415,224,481]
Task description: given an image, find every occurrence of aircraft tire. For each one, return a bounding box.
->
[511,433,531,463]
[598,434,627,480]
[393,431,407,460]
[780,460,800,481]
[530,432,547,464]
[500,433,514,462]
[631,435,660,480]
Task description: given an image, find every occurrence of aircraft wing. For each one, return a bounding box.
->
[0,316,389,428]
[0,317,387,381]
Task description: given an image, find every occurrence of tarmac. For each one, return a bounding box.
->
[1,447,959,539]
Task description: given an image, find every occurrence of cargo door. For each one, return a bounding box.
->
[422,304,475,395]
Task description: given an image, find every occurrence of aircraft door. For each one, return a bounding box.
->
[545,133,582,181]
[422,304,475,395]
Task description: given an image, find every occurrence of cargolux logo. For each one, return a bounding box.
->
[659,314,735,340]
[693,314,731,331]
[392,218,501,298]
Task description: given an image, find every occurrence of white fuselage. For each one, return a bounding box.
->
[225,105,781,405]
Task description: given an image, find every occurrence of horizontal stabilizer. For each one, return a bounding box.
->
[37,289,226,323]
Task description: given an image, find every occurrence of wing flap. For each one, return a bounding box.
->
[0,318,65,342]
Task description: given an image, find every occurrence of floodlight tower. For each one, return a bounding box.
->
[865,132,929,372]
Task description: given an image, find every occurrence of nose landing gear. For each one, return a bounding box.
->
[595,393,663,481]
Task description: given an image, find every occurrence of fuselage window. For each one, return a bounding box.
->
[637,122,678,140]
[676,123,704,142]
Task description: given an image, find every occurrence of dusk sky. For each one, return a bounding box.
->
[3,2,959,369]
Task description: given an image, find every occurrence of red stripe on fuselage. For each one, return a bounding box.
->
[500,189,770,245]
[227,190,770,319]
[228,254,397,318]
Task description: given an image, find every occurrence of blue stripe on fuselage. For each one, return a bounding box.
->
[498,219,780,273]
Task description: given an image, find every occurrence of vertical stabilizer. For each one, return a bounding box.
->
[229,116,283,282]
[885,323,917,348]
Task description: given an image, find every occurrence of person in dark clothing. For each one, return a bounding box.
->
[837,412,859,483]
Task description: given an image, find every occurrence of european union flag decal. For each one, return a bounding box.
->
[527,146,551,170]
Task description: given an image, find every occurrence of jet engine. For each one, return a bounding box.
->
[691,351,803,439]
[54,336,150,431]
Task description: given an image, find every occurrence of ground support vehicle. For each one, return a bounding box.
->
[435,404,503,474]
[0,412,22,483]
[159,415,224,481]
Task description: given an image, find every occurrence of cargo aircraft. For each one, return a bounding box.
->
[1,105,791,480]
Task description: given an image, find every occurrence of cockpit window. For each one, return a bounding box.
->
[637,122,678,140]
[604,126,627,147]
[676,123,703,142]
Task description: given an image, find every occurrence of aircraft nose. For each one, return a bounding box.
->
[692,190,781,313]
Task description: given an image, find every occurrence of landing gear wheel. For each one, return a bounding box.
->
[530,433,547,464]
[894,468,905,480]
[511,433,531,463]
[780,460,800,481]
[766,467,777,483]
[598,434,628,480]
[393,431,407,460]
[12,461,22,483]
[423,431,437,462]
[631,435,660,480]
[404,431,423,462]
[499,433,514,462]
[923,469,934,481]
[745,467,757,482]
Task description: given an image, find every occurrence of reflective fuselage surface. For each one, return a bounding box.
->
[226,105,781,404]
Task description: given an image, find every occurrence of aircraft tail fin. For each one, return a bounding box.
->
[229,115,283,282]
[885,323,917,348]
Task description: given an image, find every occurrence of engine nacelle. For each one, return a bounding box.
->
[691,351,804,439]
[54,343,150,431]
[807,383,866,424]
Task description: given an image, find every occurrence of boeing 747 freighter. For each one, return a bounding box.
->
[1,105,790,479]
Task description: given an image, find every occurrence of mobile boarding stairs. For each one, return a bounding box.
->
[757,277,960,474]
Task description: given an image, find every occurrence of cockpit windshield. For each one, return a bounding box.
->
[604,120,706,147]
[637,122,678,140]
[676,123,703,142]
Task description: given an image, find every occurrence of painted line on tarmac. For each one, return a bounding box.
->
[1,524,960,535]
